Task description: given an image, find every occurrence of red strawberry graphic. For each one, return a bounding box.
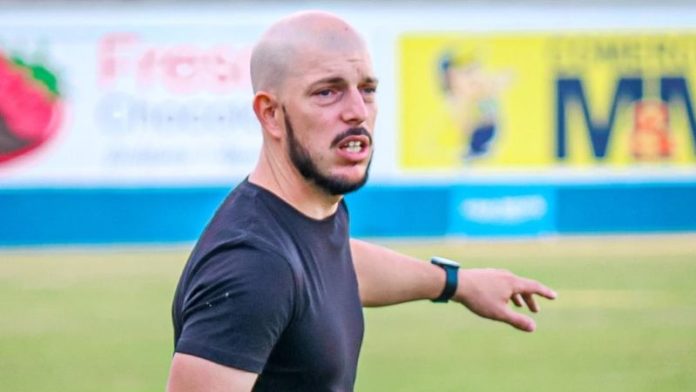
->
[0,52,63,164]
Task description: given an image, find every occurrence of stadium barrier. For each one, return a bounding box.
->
[1,181,695,246]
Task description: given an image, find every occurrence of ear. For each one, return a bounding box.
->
[252,91,283,139]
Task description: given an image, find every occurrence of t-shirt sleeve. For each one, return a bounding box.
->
[174,245,296,373]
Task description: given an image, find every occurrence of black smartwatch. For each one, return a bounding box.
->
[431,256,460,303]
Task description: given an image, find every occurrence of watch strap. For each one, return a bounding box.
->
[431,257,459,303]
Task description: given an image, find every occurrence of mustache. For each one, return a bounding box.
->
[330,128,372,149]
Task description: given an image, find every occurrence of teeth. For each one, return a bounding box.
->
[345,140,363,153]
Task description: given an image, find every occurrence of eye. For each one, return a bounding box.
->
[312,87,342,104]
[361,85,377,102]
[316,89,335,97]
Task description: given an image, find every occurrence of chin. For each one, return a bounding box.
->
[318,168,370,196]
[333,166,368,184]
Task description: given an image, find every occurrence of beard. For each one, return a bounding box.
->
[283,109,371,196]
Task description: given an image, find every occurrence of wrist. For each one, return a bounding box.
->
[430,257,460,303]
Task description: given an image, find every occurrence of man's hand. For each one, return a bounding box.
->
[454,269,557,332]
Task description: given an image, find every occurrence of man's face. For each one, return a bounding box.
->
[278,44,378,196]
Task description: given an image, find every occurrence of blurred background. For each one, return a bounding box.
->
[1,1,695,391]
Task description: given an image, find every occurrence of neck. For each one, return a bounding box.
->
[249,145,342,220]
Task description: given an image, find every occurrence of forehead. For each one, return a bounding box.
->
[287,45,376,86]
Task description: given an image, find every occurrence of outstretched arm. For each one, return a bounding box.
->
[350,239,557,332]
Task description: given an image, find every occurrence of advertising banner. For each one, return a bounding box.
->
[2,6,696,244]
[400,32,696,170]
[0,24,263,185]
[448,185,556,236]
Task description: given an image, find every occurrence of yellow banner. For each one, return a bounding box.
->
[399,32,696,169]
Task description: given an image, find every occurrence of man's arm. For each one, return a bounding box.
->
[167,353,258,392]
[350,239,557,332]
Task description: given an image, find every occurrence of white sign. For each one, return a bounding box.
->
[1,20,264,185]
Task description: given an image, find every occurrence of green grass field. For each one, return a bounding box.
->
[1,235,695,391]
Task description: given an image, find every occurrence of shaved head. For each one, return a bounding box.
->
[250,11,368,93]
[248,11,378,199]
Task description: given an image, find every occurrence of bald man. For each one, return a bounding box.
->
[167,11,556,392]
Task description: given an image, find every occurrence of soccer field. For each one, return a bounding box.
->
[1,235,695,391]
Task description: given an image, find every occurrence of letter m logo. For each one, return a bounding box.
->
[555,77,643,159]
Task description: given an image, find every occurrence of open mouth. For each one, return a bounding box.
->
[331,128,372,161]
[340,139,367,153]
[331,128,372,151]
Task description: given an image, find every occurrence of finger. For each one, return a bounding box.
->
[516,278,557,300]
[522,293,539,313]
[499,307,536,332]
[511,293,523,308]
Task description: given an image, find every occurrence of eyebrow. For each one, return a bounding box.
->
[309,76,380,87]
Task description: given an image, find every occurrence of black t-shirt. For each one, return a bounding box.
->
[172,179,364,391]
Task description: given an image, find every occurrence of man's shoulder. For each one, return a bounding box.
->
[187,180,310,290]
[201,182,280,239]
[190,228,294,275]
[203,181,307,255]
[180,231,300,306]
[187,181,301,278]
[216,179,267,220]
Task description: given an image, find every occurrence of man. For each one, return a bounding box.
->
[167,11,556,392]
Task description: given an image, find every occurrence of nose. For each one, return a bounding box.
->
[340,87,369,126]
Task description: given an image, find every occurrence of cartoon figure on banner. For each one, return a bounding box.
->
[439,49,512,161]
[631,99,673,161]
[0,50,63,164]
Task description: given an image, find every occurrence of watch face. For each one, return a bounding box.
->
[431,256,460,268]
